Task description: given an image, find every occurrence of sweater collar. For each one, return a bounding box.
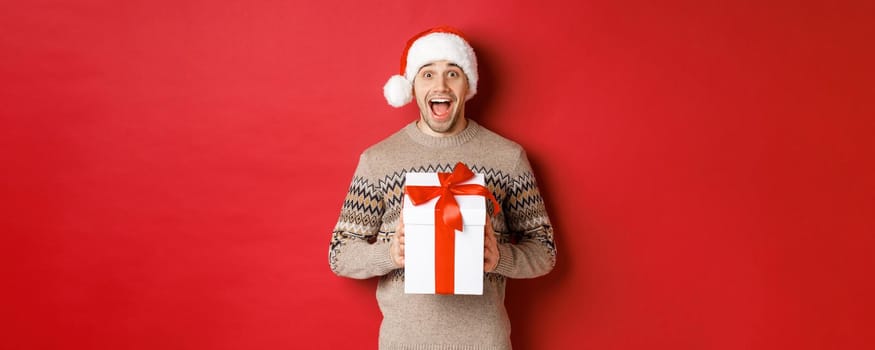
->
[404,119,481,148]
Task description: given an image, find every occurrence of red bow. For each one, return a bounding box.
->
[405,162,500,294]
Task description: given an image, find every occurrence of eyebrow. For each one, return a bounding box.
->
[419,63,462,70]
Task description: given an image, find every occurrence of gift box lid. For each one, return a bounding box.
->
[402,172,487,226]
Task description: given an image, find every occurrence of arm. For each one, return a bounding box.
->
[491,152,557,279]
[328,156,399,279]
[329,231,398,279]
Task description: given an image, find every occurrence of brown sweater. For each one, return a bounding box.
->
[329,120,556,350]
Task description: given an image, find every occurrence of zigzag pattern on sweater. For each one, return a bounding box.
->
[331,163,550,245]
[506,171,552,231]
[376,164,514,209]
[333,175,383,236]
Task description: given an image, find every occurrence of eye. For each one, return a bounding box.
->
[422,72,433,78]
[448,71,459,78]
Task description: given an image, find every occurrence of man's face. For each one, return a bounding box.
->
[412,60,469,136]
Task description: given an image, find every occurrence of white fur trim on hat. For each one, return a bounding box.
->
[384,30,478,107]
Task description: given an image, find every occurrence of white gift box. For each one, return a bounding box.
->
[402,172,486,295]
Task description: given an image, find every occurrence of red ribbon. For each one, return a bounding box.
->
[405,162,500,294]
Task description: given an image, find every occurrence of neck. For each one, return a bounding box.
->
[416,117,469,137]
[405,119,480,148]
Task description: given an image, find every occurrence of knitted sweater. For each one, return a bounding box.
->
[329,120,556,350]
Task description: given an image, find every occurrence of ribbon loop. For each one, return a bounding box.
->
[405,162,500,230]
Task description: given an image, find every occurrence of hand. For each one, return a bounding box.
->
[390,216,405,267]
[484,218,500,272]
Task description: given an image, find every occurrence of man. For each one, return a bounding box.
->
[329,26,556,350]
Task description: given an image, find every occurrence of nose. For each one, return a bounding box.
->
[435,74,449,90]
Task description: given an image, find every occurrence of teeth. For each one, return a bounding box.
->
[430,99,450,103]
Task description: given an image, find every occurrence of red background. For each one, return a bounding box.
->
[2,1,873,349]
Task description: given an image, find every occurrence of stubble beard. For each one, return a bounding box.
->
[420,110,457,134]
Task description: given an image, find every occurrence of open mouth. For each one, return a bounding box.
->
[429,97,452,118]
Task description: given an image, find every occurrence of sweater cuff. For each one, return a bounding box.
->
[494,243,515,276]
[370,242,399,276]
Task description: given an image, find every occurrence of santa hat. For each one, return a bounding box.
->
[383,26,478,107]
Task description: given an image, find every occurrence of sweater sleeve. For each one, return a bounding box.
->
[493,151,557,278]
[328,154,398,279]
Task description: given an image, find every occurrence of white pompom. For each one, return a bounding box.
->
[383,75,412,107]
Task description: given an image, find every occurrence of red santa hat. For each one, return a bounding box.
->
[383,26,479,107]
